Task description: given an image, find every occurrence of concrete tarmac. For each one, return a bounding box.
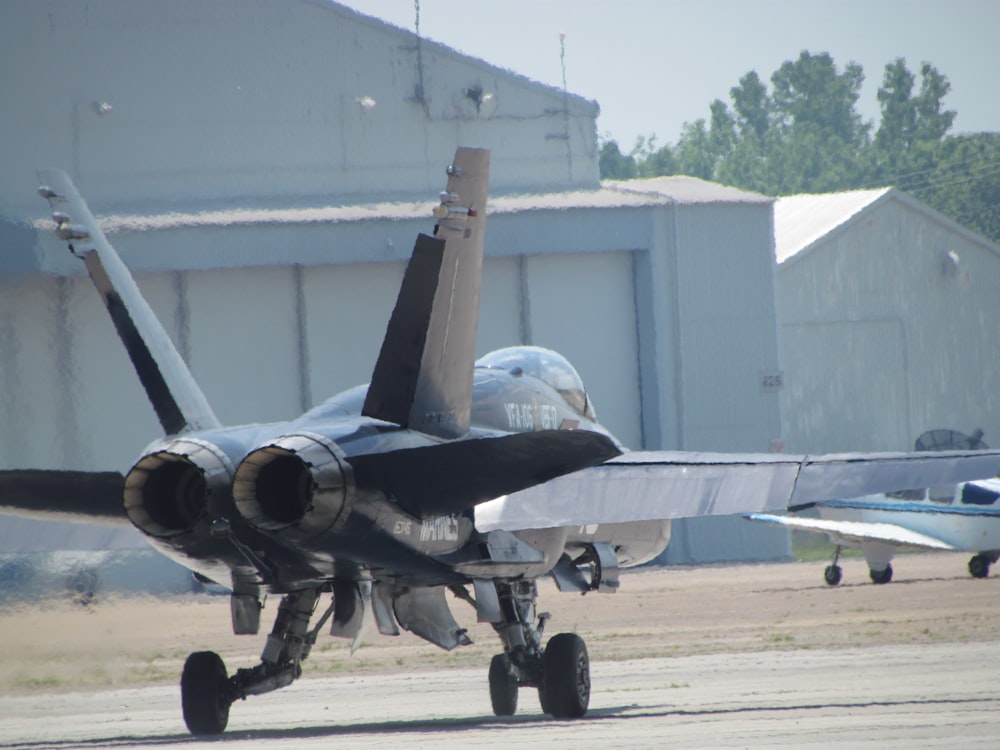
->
[2,640,998,749]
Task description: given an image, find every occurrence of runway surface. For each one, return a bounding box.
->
[4,554,1000,748]
[2,640,998,749]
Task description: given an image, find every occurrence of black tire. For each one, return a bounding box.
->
[181,651,231,735]
[869,564,893,584]
[542,633,590,719]
[823,564,842,586]
[537,685,550,715]
[488,653,518,716]
[969,554,991,579]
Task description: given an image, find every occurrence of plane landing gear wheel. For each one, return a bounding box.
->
[824,564,842,586]
[489,654,518,716]
[869,564,893,584]
[181,651,232,735]
[969,554,992,579]
[542,632,590,718]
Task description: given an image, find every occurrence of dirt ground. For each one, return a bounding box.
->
[2,551,998,695]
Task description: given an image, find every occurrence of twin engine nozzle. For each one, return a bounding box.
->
[123,433,353,542]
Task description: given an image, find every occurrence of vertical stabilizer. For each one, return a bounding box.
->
[363,147,490,439]
[37,169,220,435]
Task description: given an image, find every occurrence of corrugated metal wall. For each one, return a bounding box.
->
[778,195,1000,454]
[0,0,598,218]
[660,201,790,563]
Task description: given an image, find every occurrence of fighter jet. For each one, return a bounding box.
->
[5,148,1000,735]
[748,429,1000,585]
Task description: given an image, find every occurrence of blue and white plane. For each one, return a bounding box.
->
[749,432,1000,586]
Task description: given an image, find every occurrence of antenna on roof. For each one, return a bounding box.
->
[412,0,426,107]
[559,32,573,181]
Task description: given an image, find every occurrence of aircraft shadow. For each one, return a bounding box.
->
[5,709,632,749]
[12,695,997,748]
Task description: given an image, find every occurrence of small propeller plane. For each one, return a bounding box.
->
[6,148,1000,735]
[748,430,1000,585]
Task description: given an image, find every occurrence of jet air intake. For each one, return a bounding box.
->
[124,438,233,538]
[233,433,353,541]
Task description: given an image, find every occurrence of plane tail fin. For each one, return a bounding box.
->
[37,169,221,435]
[362,147,490,439]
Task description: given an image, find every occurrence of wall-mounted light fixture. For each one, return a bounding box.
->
[942,249,960,276]
[464,85,498,118]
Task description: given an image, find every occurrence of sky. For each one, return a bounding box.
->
[338,0,999,151]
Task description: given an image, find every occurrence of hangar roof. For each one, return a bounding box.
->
[775,187,1000,265]
[604,176,772,205]
[774,188,891,263]
[40,187,670,236]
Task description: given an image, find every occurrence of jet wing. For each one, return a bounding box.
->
[474,448,1000,532]
[745,513,955,551]
[0,469,130,527]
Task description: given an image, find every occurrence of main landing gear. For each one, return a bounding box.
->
[968,552,999,579]
[824,546,843,586]
[487,580,590,719]
[180,587,332,735]
[823,545,893,586]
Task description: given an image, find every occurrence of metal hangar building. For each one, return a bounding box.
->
[775,188,1000,456]
[0,0,789,583]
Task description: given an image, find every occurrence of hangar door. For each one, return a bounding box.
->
[524,251,642,450]
[781,319,911,453]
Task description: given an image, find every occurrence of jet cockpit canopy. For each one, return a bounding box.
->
[476,345,596,420]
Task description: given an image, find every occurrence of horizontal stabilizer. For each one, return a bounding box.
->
[0,469,129,527]
[746,513,955,551]
[348,430,621,518]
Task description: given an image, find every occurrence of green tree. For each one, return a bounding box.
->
[770,51,869,145]
[598,139,636,179]
[910,133,1000,244]
[874,58,918,154]
[914,61,956,142]
[596,52,1000,246]
[730,71,770,143]
[673,119,715,180]
[765,51,872,192]
[872,58,955,152]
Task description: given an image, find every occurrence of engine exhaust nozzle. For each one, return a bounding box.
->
[233,433,353,540]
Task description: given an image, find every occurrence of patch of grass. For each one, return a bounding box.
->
[792,532,863,562]
[10,673,64,690]
[763,632,794,644]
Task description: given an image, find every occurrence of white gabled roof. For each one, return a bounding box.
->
[774,188,891,263]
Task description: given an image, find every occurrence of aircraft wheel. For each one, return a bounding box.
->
[542,632,590,718]
[823,564,842,586]
[181,651,232,735]
[869,564,893,584]
[537,684,550,715]
[488,653,518,716]
[968,554,991,579]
